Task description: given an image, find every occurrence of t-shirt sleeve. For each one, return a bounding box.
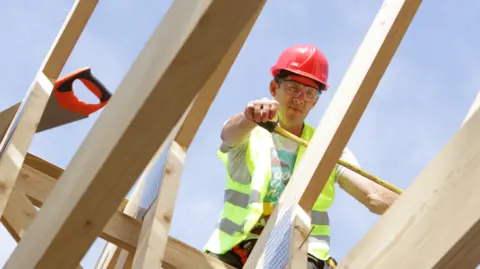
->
[219,140,251,184]
[334,147,361,183]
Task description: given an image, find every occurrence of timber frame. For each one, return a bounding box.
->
[1,0,479,268]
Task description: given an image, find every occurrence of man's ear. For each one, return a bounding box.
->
[269,79,278,97]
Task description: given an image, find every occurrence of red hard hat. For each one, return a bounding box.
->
[271,44,329,91]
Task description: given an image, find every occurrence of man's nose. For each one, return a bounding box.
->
[293,98,304,105]
[293,92,306,104]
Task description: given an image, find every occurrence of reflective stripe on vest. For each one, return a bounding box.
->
[309,210,331,260]
[204,123,336,261]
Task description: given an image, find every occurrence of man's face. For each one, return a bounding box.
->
[270,75,321,127]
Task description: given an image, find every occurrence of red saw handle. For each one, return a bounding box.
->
[53,67,112,115]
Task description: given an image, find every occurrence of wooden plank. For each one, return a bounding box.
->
[163,237,236,269]
[4,152,235,269]
[286,206,310,269]
[336,97,480,269]
[0,74,53,216]
[462,89,480,127]
[40,0,98,79]
[101,212,141,252]
[243,0,422,268]
[0,0,98,219]
[14,154,129,209]
[10,153,138,250]
[131,142,186,269]
[103,100,196,269]
[1,190,88,268]
[298,0,422,210]
[258,205,311,269]
[94,247,122,269]
[1,190,37,242]
[5,154,239,269]
[1,191,225,269]
[16,162,57,207]
[23,152,63,179]
[173,0,262,150]
[94,148,163,269]
[131,3,265,268]
[3,0,266,267]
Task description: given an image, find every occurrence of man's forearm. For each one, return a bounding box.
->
[338,169,399,215]
[367,188,399,215]
[221,113,257,147]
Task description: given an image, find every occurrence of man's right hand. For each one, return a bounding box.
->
[221,98,279,148]
[243,98,279,123]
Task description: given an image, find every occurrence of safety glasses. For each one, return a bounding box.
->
[278,79,321,101]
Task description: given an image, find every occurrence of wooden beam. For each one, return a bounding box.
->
[101,211,141,253]
[5,152,236,268]
[9,153,138,250]
[15,160,57,207]
[41,0,98,79]
[98,234,237,269]
[163,237,236,269]
[0,0,97,219]
[103,99,196,269]
[298,0,422,210]
[94,147,164,269]
[1,191,228,269]
[14,153,129,209]
[11,163,140,252]
[0,74,52,216]
[337,95,480,269]
[173,0,261,150]
[1,190,37,242]
[94,247,122,269]
[131,142,185,269]
[243,0,422,268]
[462,89,480,127]
[286,205,310,269]
[3,0,266,267]
[131,3,265,268]
[1,191,87,268]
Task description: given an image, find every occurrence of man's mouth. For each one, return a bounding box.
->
[288,105,303,113]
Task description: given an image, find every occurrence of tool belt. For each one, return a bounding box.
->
[231,227,262,264]
[231,228,338,268]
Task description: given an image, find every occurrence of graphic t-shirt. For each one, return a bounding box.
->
[262,134,299,217]
[220,129,360,231]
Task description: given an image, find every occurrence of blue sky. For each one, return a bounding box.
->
[1,0,479,268]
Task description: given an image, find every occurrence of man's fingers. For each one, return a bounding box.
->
[269,101,279,120]
[260,103,271,122]
[253,102,263,122]
[245,99,278,123]
[244,101,256,121]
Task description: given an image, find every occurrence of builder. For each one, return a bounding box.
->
[204,44,399,269]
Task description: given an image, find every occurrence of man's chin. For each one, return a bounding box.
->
[284,113,305,125]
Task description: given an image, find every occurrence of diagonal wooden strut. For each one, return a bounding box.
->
[243,0,422,268]
[0,0,98,222]
[3,0,267,268]
[7,151,235,268]
[337,89,480,269]
[130,3,266,269]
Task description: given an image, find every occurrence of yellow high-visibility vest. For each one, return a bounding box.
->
[204,123,336,261]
